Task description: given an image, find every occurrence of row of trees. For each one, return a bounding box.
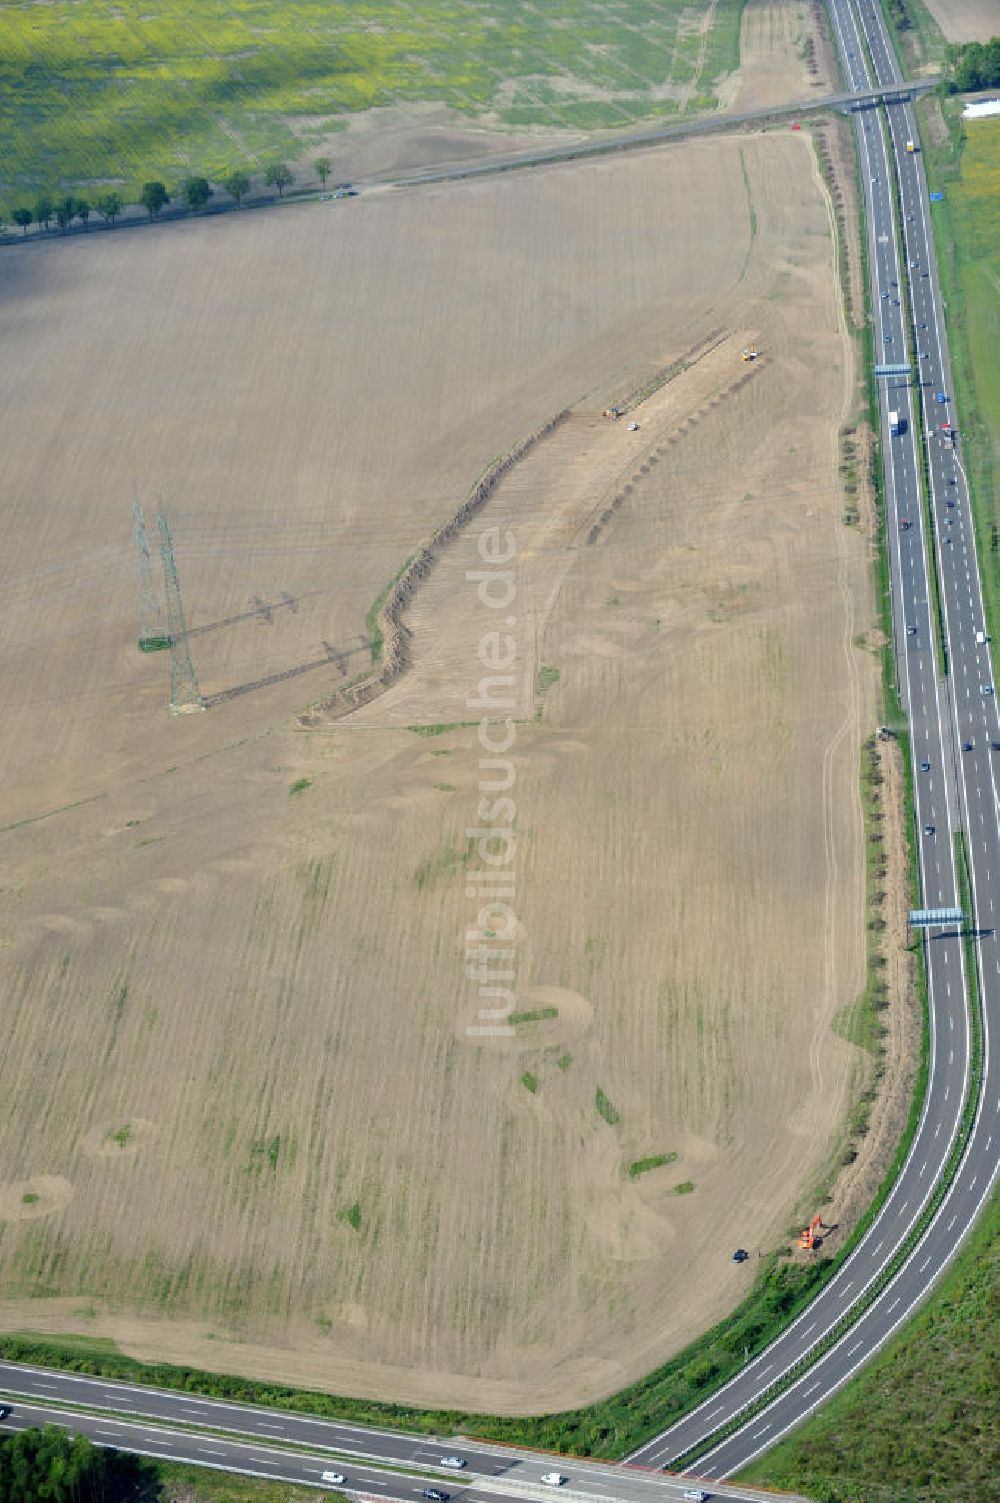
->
[943,37,1000,94]
[2,156,335,237]
[0,1424,149,1502]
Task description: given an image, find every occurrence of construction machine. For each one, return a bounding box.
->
[799,1213,825,1251]
[741,343,758,362]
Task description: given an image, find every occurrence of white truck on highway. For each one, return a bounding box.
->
[889,409,902,435]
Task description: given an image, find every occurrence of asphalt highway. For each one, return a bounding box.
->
[0,1397,795,1503]
[630,0,1000,1479]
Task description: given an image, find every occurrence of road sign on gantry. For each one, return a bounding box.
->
[874,363,912,378]
[909,908,964,928]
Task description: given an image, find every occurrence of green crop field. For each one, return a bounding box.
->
[0,0,745,216]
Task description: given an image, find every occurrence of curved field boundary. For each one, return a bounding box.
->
[298,409,570,726]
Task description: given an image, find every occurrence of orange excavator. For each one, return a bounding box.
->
[799,1213,825,1251]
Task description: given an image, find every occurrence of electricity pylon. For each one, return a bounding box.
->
[156,501,204,714]
[133,493,170,652]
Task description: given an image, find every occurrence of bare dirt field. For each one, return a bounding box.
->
[718,0,834,113]
[920,0,998,43]
[0,121,877,1411]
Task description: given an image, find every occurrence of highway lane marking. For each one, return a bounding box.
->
[919,1256,932,1273]
[887,1297,901,1314]
[988,1136,993,1151]
[871,1241,883,1256]
[751,1424,772,1439]
[969,1175,978,1190]
[920,1159,928,1175]
[706,1406,725,1420]
[947,1215,958,1231]
[935,1122,942,1137]
[847,1341,864,1357]
[803,1382,822,1397]
[839,1281,854,1298]
[800,1323,816,1338]
[199,1449,227,1457]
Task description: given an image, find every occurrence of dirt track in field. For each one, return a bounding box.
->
[0,14,881,1408]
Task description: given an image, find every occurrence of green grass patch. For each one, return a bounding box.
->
[627,1153,678,1179]
[110,1124,132,1149]
[509,1007,559,1025]
[520,1072,538,1094]
[878,0,946,72]
[536,664,560,694]
[413,842,469,890]
[137,635,171,653]
[248,1135,281,1173]
[672,1181,695,1196]
[20,1193,39,1206]
[338,1202,361,1232]
[365,555,414,667]
[432,782,455,792]
[288,777,312,796]
[8,1331,122,1357]
[595,1087,620,1126]
[407,722,476,737]
[557,1052,573,1071]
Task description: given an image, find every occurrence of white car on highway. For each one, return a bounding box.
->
[540,1473,568,1487]
[440,1457,467,1470]
[321,1472,346,1486]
